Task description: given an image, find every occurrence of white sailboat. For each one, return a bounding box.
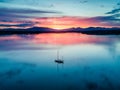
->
[55,50,64,64]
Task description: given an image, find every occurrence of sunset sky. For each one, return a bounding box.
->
[0,0,120,29]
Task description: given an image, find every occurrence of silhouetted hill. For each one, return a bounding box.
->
[0,27,55,34]
[0,27,120,35]
[66,27,120,35]
[28,27,54,31]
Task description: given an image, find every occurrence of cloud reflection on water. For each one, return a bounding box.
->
[0,33,119,51]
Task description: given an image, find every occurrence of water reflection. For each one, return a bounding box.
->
[0,33,119,51]
[0,33,120,90]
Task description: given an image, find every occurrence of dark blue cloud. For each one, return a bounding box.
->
[86,14,120,27]
[0,0,7,2]
[0,7,62,21]
[117,2,120,5]
[101,2,120,27]
[106,8,120,14]
[79,0,88,4]
[0,23,35,27]
[106,2,120,15]
[0,8,60,14]
[92,15,120,22]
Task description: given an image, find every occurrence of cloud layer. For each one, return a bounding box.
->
[0,0,120,29]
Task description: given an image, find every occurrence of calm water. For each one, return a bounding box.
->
[0,33,120,90]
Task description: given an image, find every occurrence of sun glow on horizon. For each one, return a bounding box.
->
[47,25,71,30]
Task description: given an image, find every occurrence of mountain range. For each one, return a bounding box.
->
[0,27,120,35]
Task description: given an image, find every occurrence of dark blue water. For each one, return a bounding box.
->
[0,33,120,90]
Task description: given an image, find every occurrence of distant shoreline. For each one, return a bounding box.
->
[0,27,120,35]
[0,30,120,35]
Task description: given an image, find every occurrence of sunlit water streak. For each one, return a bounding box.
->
[0,33,120,90]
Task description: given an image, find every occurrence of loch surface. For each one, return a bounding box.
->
[0,33,120,90]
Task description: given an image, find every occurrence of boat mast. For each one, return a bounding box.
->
[57,49,59,60]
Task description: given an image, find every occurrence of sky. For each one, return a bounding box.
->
[0,0,120,29]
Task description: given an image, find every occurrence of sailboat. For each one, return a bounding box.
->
[55,50,64,64]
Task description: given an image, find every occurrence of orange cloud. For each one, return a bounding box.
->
[32,16,114,29]
[1,16,119,29]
